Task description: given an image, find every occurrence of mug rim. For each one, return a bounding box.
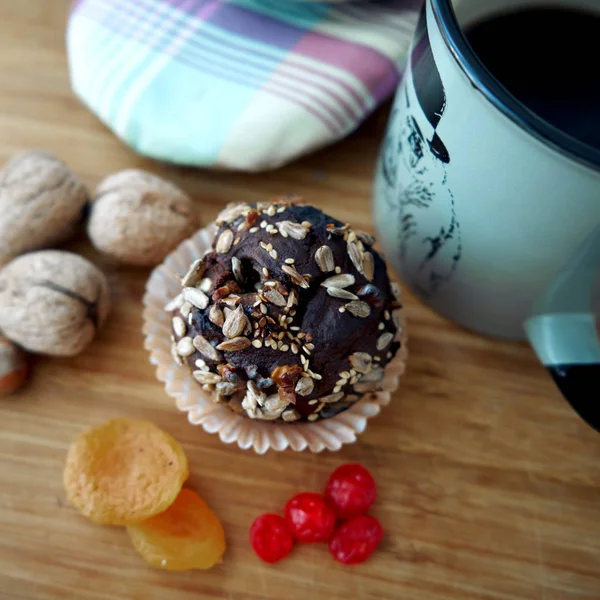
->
[431,0,600,172]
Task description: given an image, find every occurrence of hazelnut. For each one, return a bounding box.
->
[0,250,110,356]
[87,169,200,266]
[0,150,88,266]
[0,337,27,395]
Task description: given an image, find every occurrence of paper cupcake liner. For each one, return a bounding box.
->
[143,223,408,454]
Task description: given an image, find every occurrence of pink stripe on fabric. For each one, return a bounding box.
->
[294,31,398,103]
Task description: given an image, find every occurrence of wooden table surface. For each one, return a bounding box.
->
[1,2,599,599]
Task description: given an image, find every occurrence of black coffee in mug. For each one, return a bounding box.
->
[464,7,600,151]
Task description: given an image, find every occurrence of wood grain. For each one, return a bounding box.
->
[0,3,599,599]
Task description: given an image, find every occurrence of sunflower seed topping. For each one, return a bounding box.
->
[345,300,370,318]
[217,203,250,225]
[276,220,309,240]
[216,381,237,396]
[314,245,335,272]
[181,258,206,287]
[222,305,249,339]
[295,376,314,396]
[377,332,394,350]
[193,335,222,361]
[208,304,225,327]
[193,371,222,385]
[282,264,310,288]
[216,229,234,253]
[282,408,301,422]
[359,366,385,383]
[231,256,244,284]
[217,336,251,351]
[356,230,375,246]
[321,273,354,289]
[164,293,184,312]
[349,352,372,374]
[264,289,286,307]
[327,287,358,300]
[182,287,209,310]
[180,301,193,319]
[199,277,212,293]
[172,316,186,337]
[176,337,195,357]
[347,240,365,276]
[363,251,374,281]
[170,342,183,365]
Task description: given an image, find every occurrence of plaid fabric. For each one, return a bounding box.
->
[68,0,420,171]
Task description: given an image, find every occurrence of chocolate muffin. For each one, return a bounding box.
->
[167,197,403,423]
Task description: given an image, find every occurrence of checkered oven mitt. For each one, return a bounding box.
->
[67,0,420,171]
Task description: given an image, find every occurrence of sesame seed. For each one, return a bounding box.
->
[384,310,391,320]
[233,236,241,246]
[387,351,392,358]
[285,258,295,264]
[281,344,290,352]
[266,243,273,251]
[269,249,278,259]
[267,205,276,216]
[335,266,342,274]
[308,399,318,405]
[302,347,311,356]
[339,307,346,313]
[260,304,267,314]
[260,221,267,228]
[249,227,259,233]
[308,414,319,421]
[260,241,268,250]
[374,356,381,362]
[339,371,350,379]
[277,207,286,213]
[290,326,300,331]
[306,343,315,351]
[378,323,385,330]
[277,341,284,349]
[252,339,263,348]
[333,385,342,393]
[291,344,299,354]
[350,376,359,384]
[262,267,269,277]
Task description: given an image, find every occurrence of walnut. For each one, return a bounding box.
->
[87,170,200,266]
[0,250,110,356]
[0,150,88,266]
[0,337,28,395]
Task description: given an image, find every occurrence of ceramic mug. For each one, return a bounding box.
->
[373,0,600,429]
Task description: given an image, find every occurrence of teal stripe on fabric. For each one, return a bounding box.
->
[118,54,256,165]
[225,0,331,29]
[102,0,176,129]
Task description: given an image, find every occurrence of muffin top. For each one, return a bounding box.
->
[169,197,403,422]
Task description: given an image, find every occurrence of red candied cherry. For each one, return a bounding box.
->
[325,463,377,519]
[250,514,294,563]
[329,515,383,565]
[284,492,337,543]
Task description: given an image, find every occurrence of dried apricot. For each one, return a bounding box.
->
[127,489,226,571]
[63,418,188,525]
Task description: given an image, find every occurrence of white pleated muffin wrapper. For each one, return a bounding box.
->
[143,223,408,454]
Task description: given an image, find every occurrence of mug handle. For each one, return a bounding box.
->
[524,224,600,431]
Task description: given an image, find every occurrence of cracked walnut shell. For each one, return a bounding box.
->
[87,170,200,266]
[0,150,88,266]
[0,250,110,356]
